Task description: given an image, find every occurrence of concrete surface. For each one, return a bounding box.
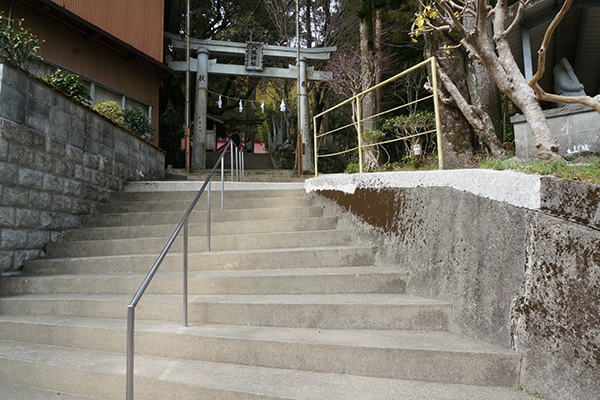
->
[0,383,101,399]
[307,169,600,400]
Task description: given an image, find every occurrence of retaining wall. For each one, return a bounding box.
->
[0,61,164,273]
[512,104,600,159]
[307,170,600,400]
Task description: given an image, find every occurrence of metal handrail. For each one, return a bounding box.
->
[125,139,242,400]
[313,57,444,175]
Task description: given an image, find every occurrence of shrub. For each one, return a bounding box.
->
[123,108,154,141]
[0,13,43,70]
[45,69,92,105]
[93,101,124,125]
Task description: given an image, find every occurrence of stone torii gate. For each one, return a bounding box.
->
[165,32,335,171]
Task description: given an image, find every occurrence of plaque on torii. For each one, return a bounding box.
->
[165,32,335,172]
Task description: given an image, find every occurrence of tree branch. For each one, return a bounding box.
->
[529,0,572,85]
[424,81,456,106]
[527,0,600,112]
[436,0,470,41]
[500,0,529,39]
[476,0,488,36]
[532,88,600,113]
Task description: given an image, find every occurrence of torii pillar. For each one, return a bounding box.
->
[193,48,209,169]
[298,57,312,172]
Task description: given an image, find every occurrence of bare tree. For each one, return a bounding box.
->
[324,48,388,169]
[410,0,600,159]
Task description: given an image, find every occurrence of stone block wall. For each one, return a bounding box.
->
[0,61,165,273]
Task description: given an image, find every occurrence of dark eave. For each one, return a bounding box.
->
[164,0,184,34]
[19,0,172,78]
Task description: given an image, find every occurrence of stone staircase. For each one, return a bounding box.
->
[166,151,307,183]
[206,151,275,170]
[0,182,528,399]
[166,168,307,182]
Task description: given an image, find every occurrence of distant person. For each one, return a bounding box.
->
[231,131,241,150]
[245,139,253,153]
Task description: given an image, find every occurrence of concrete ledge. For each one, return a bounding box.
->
[306,170,542,210]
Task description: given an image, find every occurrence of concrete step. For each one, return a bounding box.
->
[63,216,339,241]
[23,245,377,275]
[112,187,306,202]
[122,181,305,194]
[0,340,530,400]
[0,293,451,330]
[205,152,274,169]
[166,171,307,182]
[44,229,355,258]
[0,383,102,400]
[0,266,407,296]
[0,317,521,387]
[79,206,325,228]
[95,196,314,214]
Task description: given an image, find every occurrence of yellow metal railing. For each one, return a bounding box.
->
[313,57,443,175]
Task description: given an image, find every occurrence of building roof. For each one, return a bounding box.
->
[164,0,184,34]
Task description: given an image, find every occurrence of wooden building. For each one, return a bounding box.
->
[2,0,178,145]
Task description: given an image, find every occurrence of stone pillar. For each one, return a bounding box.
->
[299,57,313,172]
[193,48,209,169]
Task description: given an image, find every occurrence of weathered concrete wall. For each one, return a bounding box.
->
[307,170,600,400]
[0,62,165,273]
[512,104,600,159]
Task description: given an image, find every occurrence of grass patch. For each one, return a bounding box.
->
[345,154,440,174]
[477,156,600,184]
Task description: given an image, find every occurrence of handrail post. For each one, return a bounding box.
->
[221,154,224,210]
[126,305,135,400]
[241,150,244,180]
[313,119,318,177]
[356,96,363,173]
[235,146,239,182]
[430,57,444,170]
[230,144,234,182]
[207,180,211,252]
[238,148,242,182]
[183,220,188,327]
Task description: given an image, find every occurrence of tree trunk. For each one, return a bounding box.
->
[426,31,475,168]
[375,10,383,114]
[473,34,559,158]
[463,12,503,142]
[359,0,378,170]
